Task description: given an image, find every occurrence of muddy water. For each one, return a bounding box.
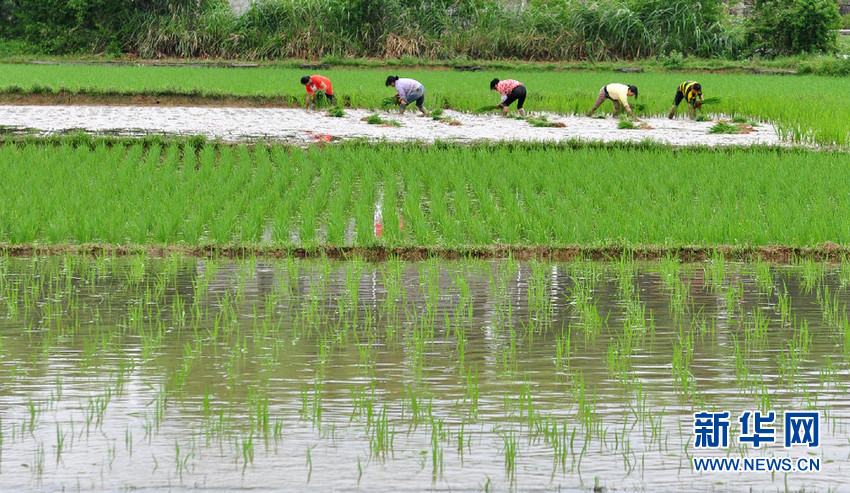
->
[0,256,847,491]
[0,105,785,146]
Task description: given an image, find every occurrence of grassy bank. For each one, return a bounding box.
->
[2,64,849,145]
[1,139,848,249]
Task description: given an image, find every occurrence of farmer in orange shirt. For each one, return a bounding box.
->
[300,75,336,109]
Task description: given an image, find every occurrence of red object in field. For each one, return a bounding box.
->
[398,214,404,231]
[313,134,332,141]
[375,222,384,237]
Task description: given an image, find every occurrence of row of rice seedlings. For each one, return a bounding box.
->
[5,142,850,247]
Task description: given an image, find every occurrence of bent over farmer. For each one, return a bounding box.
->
[301,75,335,109]
[385,75,428,116]
[668,81,703,120]
[586,83,640,121]
[490,78,526,117]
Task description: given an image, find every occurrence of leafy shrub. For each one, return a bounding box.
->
[797,55,850,76]
[747,0,840,55]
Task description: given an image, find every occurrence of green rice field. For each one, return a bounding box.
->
[2,64,850,145]
[0,140,848,249]
[1,60,849,492]
[0,254,847,491]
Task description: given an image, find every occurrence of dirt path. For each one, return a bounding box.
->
[1,105,784,146]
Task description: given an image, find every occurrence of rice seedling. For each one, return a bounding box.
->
[363,114,401,127]
[524,115,566,128]
[617,119,638,130]
[707,122,743,134]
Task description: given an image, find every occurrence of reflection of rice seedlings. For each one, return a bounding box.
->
[778,322,808,388]
[401,384,429,424]
[743,307,770,349]
[464,369,479,419]
[841,316,850,362]
[752,374,772,411]
[555,322,571,368]
[623,290,653,334]
[501,428,517,482]
[568,275,606,337]
[731,335,751,389]
[569,371,598,435]
[840,257,850,291]
[668,278,691,317]
[752,257,774,296]
[616,255,636,299]
[418,258,441,321]
[796,258,826,294]
[607,335,633,385]
[819,356,845,390]
[671,327,696,397]
[706,249,726,291]
[777,283,792,327]
[724,279,743,315]
[527,260,552,326]
[431,418,445,480]
[369,404,393,459]
[817,284,845,328]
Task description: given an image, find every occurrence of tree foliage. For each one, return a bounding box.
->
[747,0,840,55]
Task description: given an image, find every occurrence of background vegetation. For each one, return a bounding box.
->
[0,0,840,60]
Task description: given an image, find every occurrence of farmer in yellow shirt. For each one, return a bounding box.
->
[668,81,703,120]
[586,83,640,121]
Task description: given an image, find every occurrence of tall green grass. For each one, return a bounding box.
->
[1,140,849,247]
[70,0,741,60]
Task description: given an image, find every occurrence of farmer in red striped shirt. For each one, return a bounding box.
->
[491,78,526,117]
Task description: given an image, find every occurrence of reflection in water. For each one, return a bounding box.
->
[0,255,848,491]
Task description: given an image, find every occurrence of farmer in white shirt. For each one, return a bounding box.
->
[385,76,429,116]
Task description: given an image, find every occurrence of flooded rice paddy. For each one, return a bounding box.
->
[0,255,848,491]
[0,105,783,147]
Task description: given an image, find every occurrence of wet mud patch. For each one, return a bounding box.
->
[0,105,787,147]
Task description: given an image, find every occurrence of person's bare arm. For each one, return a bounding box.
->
[624,103,640,121]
